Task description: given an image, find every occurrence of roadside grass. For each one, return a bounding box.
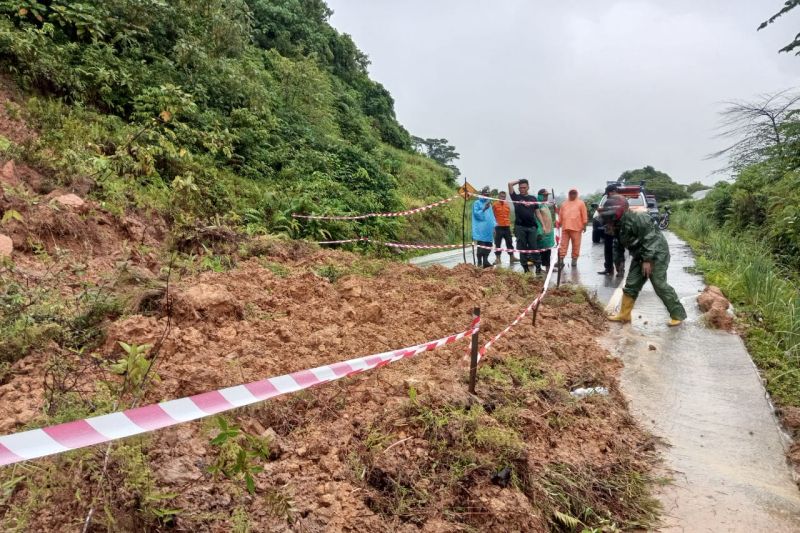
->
[350,354,661,531]
[672,209,800,409]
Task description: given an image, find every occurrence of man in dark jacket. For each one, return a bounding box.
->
[507,178,539,273]
[598,183,626,277]
[600,195,686,326]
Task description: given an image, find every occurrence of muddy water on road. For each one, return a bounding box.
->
[411,233,800,531]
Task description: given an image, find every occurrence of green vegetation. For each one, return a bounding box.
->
[0,1,461,242]
[350,355,660,531]
[618,165,691,201]
[672,87,800,411]
[672,208,800,409]
[686,180,710,195]
[758,1,800,55]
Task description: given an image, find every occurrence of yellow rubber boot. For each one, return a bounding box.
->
[667,318,683,327]
[608,294,635,323]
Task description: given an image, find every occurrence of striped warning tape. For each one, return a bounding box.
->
[478,249,557,360]
[475,244,553,254]
[0,318,480,467]
[470,193,555,207]
[292,194,460,220]
[316,238,370,245]
[293,192,558,221]
[316,238,555,255]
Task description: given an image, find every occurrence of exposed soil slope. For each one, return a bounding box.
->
[1,227,659,531]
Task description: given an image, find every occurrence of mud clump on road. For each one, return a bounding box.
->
[0,241,661,532]
[698,285,734,331]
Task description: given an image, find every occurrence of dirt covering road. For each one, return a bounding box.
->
[0,174,662,532]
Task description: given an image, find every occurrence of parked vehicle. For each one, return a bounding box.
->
[658,206,671,230]
[591,184,649,243]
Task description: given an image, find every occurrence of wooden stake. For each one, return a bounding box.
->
[468,307,480,395]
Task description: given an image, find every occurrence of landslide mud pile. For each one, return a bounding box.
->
[0,231,660,532]
[0,86,659,533]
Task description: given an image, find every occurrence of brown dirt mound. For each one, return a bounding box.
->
[0,244,659,532]
[698,285,733,331]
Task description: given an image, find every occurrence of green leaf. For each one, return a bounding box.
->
[554,510,581,529]
[1,210,23,224]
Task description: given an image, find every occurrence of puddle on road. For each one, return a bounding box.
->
[413,233,800,531]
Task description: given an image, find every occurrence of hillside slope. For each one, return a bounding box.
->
[0,0,459,243]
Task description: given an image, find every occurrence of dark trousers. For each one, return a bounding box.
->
[514,225,537,271]
[476,240,493,267]
[494,226,514,257]
[624,254,687,320]
[537,249,551,269]
[603,233,625,272]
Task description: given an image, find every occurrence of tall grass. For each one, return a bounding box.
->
[672,209,800,406]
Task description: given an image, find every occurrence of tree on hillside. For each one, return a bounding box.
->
[412,136,461,184]
[618,166,689,201]
[686,181,710,194]
[758,1,800,55]
[708,91,800,173]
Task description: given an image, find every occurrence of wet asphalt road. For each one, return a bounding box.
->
[411,232,800,531]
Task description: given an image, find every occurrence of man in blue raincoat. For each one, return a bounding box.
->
[472,187,496,268]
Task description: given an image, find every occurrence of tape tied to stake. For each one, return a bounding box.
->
[0,317,479,467]
[477,247,558,360]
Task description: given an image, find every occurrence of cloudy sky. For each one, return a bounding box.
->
[326,0,800,194]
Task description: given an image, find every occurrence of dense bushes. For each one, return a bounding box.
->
[672,109,800,409]
[0,0,454,241]
[678,161,800,271]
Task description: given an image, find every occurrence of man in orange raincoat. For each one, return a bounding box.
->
[558,188,588,268]
[492,191,516,264]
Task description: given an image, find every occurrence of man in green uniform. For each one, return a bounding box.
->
[600,195,686,326]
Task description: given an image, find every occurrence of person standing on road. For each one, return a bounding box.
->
[507,179,539,273]
[599,183,626,277]
[600,195,686,326]
[492,191,516,264]
[558,188,588,268]
[535,189,556,272]
[472,187,496,268]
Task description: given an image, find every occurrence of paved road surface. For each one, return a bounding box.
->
[411,232,800,531]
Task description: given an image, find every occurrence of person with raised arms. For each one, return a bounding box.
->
[507,179,540,273]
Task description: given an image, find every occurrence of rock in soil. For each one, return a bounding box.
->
[54,193,85,208]
[0,233,11,257]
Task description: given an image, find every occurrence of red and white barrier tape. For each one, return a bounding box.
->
[315,238,370,245]
[0,318,479,467]
[315,237,465,250]
[293,195,460,220]
[470,193,555,207]
[477,249,557,361]
[382,242,464,250]
[475,244,553,254]
[316,238,556,255]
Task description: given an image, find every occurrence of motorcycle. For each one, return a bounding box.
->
[658,207,671,230]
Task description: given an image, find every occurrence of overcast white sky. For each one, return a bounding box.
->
[326,0,800,194]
